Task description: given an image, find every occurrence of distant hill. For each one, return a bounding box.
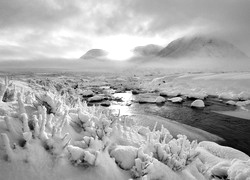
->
[80,49,108,59]
[158,35,249,59]
[133,44,163,57]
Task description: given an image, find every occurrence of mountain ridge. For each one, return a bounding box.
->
[157,35,249,59]
[80,49,108,59]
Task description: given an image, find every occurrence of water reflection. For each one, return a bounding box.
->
[109,105,132,115]
[110,91,134,115]
[113,91,133,102]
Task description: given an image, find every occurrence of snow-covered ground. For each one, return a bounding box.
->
[0,74,250,180]
[140,72,250,120]
[145,72,250,100]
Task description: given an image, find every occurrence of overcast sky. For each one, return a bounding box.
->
[0,0,250,60]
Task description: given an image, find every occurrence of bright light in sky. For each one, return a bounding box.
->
[92,34,167,61]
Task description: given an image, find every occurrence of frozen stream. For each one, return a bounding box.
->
[110,92,250,156]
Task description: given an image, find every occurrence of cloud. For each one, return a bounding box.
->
[0,0,250,60]
[0,0,82,29]
[127,0,250,54]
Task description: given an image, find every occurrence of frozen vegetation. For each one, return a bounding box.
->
[0,72,250,180]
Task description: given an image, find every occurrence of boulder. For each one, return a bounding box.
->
[132,90,140,95]
[168,97,183,103]
[88,95,104,102]
[160,91,180,97]
[226,100,236,106]
[101,101,111,107]
[135,94,157,103]
[155,96,166,104]
[82,90,94,97]
[191,99,205,108]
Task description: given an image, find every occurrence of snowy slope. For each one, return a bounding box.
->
[80,49,108,59]
[133,44,163,57]
[158,35,249,59]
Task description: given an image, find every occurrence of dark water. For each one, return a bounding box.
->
[112,93,250,156]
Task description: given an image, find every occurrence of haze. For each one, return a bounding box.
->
[0,0,250,62]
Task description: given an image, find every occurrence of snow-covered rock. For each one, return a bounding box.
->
[82,90,94,97]
[191,99,205,108]
[219,92,239,100]
[210,159,250,180]
[168,97,183,103]
[110,145,138,170]
[226,100,236,105]
[186,91,207,100]
[137,126,151,136]
[67,145,85,161]
[238,91,250,100]
[155,96,166,104]
[131,89,140,95]
[235,100,250,107]
[88,95,105,102]
[135,94,157,103]
[160,90,180,97]
[101,101,111,107]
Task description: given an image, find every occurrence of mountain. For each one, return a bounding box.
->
[80,49,108,59]
[158,35,249,59]
[133,44,163,57]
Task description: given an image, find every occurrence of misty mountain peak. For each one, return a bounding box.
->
[158,35,249,59]
[80,49,108,59]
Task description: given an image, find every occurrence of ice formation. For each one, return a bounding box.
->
[0,76,10,102]
[0,76,16,103]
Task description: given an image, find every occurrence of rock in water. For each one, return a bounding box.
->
[191,99,205,108]
[226,100,236,106]
[155,96,166,104]
[82,90,94,97]
[101,101,111,107]
[168,97,183,103]
[88,95,104,102]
